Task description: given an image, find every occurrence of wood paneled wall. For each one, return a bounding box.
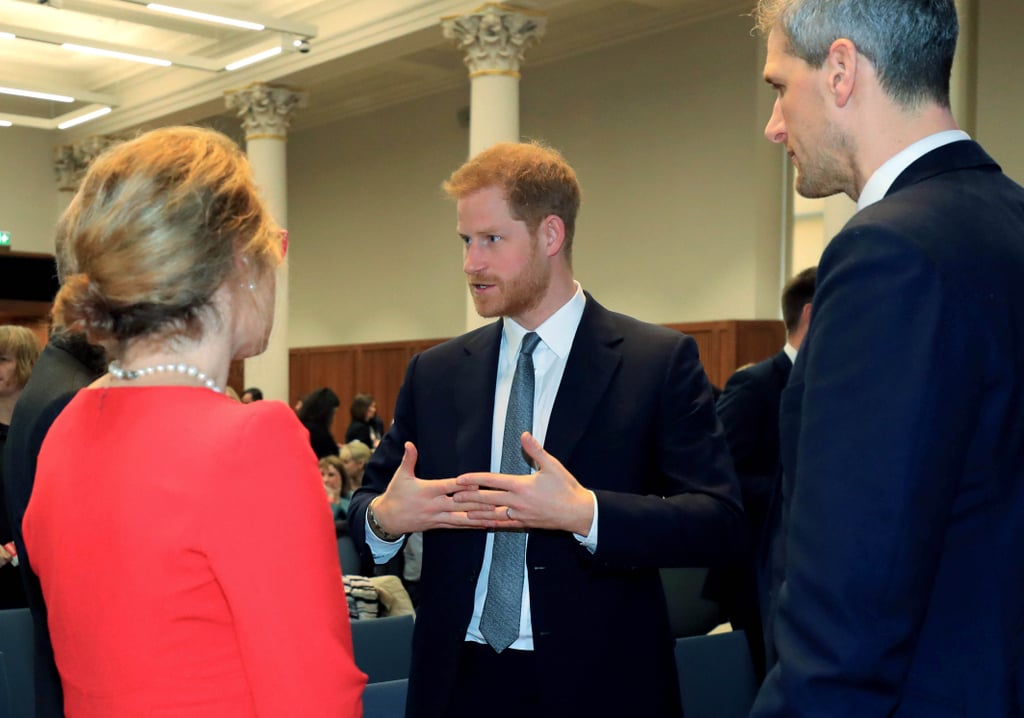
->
[288,338,446,440]
[285,320,784,438]
[664,320,786,389]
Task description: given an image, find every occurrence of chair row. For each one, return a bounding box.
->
[351,614,758,718]
[1,602,757,718]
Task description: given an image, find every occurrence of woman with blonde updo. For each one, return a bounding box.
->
[22,126,365,717]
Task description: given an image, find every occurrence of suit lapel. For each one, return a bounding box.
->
[888,140,1000,197]
[545,296,623,466]
[453,320,503,474]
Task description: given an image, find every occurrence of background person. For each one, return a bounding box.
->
[241,386,263,403]
[320,454,352,536]
[0,324,41,608]
[1,328,106,717]
[298,387,342,458]
[345,393,384,449]
[340,439,371,492]
[22,126,365,717]
[709,266,816,679]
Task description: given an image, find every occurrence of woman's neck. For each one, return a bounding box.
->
[109,333,233,392]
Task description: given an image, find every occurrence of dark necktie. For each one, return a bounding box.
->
[479,331,541,652]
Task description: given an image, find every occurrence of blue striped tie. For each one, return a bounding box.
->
[480,331,541,652]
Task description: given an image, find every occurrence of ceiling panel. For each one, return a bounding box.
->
[0,0,751,136]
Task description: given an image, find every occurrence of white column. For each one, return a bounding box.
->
[225,83,308,403]
[951,0,976,136]
[442,3,546,329]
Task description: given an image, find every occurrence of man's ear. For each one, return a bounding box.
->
[539,215,566,258]
[800,302,813,328]
[826,38,858,108]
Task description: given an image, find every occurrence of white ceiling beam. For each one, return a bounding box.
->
[0,102,112,130]
[116,0,317,38]
[0,22,224,71]
[0,79,117,105]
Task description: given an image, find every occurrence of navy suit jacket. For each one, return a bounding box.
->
[716,349,792,537]
[350,293,744,718]
[708,350,792,678]
[753,140,1024,717]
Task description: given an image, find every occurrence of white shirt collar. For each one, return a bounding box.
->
[857,130,971,212]
[502,282,586,360]
[783,342,798,364]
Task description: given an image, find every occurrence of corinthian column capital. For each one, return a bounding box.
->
[224,83,309,140]
[442,3,547,78]
[53,134,126,191]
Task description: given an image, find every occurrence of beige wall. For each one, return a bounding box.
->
[287,11,783,348]
[0,127,64,255]
[975,0,1024,183]
[287,85,471,346]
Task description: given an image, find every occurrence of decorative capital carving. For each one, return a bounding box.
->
[442,3,547,78]
[53,134,127,191]
[224,83,309,140]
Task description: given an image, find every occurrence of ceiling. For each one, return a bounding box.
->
[0,0,753,139]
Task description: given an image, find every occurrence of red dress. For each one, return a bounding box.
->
[24,387,366,717]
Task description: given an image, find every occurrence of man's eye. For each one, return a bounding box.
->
[487,235,501,243]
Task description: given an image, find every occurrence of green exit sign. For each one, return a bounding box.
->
[0,230,9,248]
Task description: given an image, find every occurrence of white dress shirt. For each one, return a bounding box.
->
[857,130,971,212]
[783,342,798,365]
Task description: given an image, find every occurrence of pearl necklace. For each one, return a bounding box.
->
[108,360,223,394]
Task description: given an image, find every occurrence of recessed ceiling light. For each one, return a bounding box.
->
[146,4,264,32]
[58,106,112,129]
[225,46,282,71]
[62,43,172,67]
[0,86,74,103]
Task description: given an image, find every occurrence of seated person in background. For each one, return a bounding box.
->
[344,393,384,449]
[298,386,342,458]
[0,324,42,609]
[340,439,371,493]
[241,386,263,403]
[22,126,365,716]
[320,454,351,535]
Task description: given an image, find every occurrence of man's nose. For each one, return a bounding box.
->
[764,97,787,144]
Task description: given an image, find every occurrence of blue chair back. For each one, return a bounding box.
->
[675,630,758,718]
[362,678,408,718]
[350,614,414,684]
[0,608,36,718]
[338,534,362,575]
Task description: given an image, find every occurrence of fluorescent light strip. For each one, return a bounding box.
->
[63,43,172,67]
[0,120,12,127]
[146,4,264,31]
[58,106,112,130]
[0,32,15,40]
[0,86,74,103]
[225,46,281,71]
